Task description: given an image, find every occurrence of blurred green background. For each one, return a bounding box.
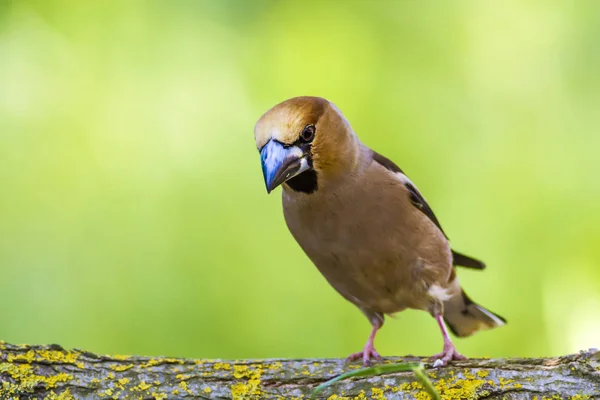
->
[1,0,599,361]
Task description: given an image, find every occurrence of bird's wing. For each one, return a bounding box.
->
[371,150,485,270]
[372,151,447,237]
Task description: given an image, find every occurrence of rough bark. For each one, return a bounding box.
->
[0,341,598,399]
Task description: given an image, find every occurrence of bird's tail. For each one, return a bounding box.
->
[443,290,506,337]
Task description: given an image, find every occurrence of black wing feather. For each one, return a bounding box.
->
[403,181,448,238]
[451,250,486,270]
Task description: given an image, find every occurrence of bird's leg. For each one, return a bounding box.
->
[431,314,467,367]
[346,319,383,366]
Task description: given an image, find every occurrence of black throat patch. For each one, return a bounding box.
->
[285,142,318,194]
[285,168,318,194]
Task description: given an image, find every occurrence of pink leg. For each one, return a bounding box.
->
[431,314,467,367]
[346,319,383,366]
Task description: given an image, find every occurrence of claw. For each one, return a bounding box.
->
[431,314,468,367]
[430,345,467,367]
[346,347,381,366]
[346,320,383,366]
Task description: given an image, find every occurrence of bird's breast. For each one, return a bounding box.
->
[281,172,452,313]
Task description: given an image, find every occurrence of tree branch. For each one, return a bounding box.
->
[0,341,598,399]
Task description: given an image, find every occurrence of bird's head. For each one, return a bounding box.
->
[254,96,359,194]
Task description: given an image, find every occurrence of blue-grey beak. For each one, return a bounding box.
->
[260,139,310,193]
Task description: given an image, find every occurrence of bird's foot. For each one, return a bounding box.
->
[430,344,467,367]
[346,345,381,366]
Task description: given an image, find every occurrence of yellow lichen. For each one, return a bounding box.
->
[231,381,249,398]
[139,359,162,368]
[138,381,151,391]
[371,387,386,399]
[7,349,80,365]
[178,380,194,395]
[7,351,35,363]
[113,354,131,361]
[395,372,491,400]
[151,391,167,399]
[498,377,522,389]
[233,365,249,378]
[476,370,489,378]
[118,378,130,385]
[43,389,74,400]
[214,362,232,370]
[113,379,126,392]
[204,387,212,393]
[139,357,183,369]
[268,362,283,371]
[434,376,488,400]
[0,363,73,398]
[44,373,72,388]
[110,364,133,372]
[41,350,79,364]
[230,367,263,399]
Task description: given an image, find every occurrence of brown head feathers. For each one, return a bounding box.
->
[254,96,363,190]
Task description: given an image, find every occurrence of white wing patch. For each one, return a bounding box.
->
[393,171,431,202]
[428,284,452,302]
[393,171,414,186]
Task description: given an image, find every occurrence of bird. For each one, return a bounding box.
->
[254,96,505,366]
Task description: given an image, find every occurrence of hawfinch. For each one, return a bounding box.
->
[254,96,505,366]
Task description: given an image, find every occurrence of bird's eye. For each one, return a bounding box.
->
[300,124,316,143]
